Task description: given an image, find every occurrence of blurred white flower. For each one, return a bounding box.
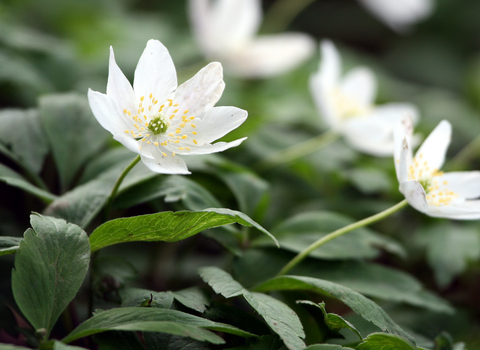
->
[88,39,247,174]
[310,40,418,157]
[357,0,435,32]
[188,0,315,78]
[394,117,480,219]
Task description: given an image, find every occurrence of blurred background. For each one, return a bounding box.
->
[2,0,480,347]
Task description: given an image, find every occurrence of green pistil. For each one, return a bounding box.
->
[148,115,168,135]
[419,178,432,193]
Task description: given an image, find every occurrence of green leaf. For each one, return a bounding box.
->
[254,211,405,259]
[114,174,222,211]
[44,158,155,229]
[304,345,355,350]
[89,208,278,252]
[92,257,138,302]
[39,92,109,191]
[356,333,416,350]
[51,341,89,349]
[0,236,22,256]
[121,288,174,309]
[0,163,57,203]
[143,332,210,350]
[199,267,305,350]
[423,223,480,287]
[253,276,415,345]
[11,214,90,337]
[62,307,255,343]
[298,301,362,340]
[0,344,32,350]
[173,287,210,313]
[0,109,48,174]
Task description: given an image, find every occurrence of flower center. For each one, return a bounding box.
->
[332,88,371,120]
[147,114,169,135]
[408,153,458,206]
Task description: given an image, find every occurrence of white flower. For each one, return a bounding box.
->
[394,117,480,219]
[188,0,315,78]
[310,40,419,157]
[357,0,435,32]
[88,39,247,174]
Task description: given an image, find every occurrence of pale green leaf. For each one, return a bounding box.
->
[11,214,90,337]
[0,236,22,256]
[304,345,355,350]
[356,333,416,350]
[173,287,210,313]
[120,288,174,309]
[62,307,255,343]
[253,276,415,345]
[89,208,277,252]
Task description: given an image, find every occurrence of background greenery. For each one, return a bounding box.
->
[2,0,480,348]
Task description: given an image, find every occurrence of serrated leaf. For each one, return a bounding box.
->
[356,333,416,350]
[0,163,56,203]
[298,301,362,340]
[62,307,255,343]
[0,109,48,174]
[11,214,90,337]
[39,93,109,191]
[252,276,415,345]
[89,208,277,252]
[254,211,405,259]
[0,236,22,256]
[173,287,210,313]
[121,288,173,309]
[199,267,305,350]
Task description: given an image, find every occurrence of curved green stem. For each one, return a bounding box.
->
[277,199,409,276]
[255,130,339,172]
[104,155,141,220]
[261,0,316,33]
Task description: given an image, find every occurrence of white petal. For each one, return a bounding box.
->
[140,153,190,175]
[179,137,247,155]
[358,0,435,32]
[393,114,415,177]
[340,67,377,107]
[106,46,137,115]
[414,120,451,174]
[427,201,480,220]
[113,134,142,155]
[223,33,315,78]
[309,40,344,129]
[87,89,131,136]
[133,39,177,103]
[194,106,248,144]
[173,62,225,118]
[400,180,429,213]
[439,171,480,199]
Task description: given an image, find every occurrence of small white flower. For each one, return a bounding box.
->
[310,40,419,157]
[88,39,247,174]
[394,117,480,219]
[357,0,435,32]
[188,0,315,78]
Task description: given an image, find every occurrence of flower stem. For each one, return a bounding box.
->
[276,199,409,276]
[261,0,316,33]
[104,155,141,220]
[255,130,339,172]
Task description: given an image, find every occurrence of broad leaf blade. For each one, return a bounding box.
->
[39,93,109,191]
[89,209,277,252]
[356,333,416,350]
[0,163,56,203]
[253,276,415,345]
[62,307,255,343]
[199,267,305,350]
[173,287,210,313]
[11,214,90,336]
